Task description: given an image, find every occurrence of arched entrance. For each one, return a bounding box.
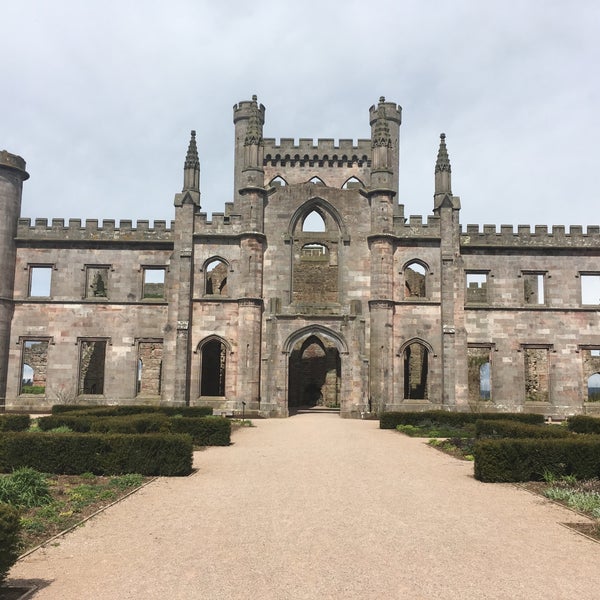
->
[288,334,341,409]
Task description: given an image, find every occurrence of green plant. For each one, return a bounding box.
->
[0,503,21,586]
[0,467,53,508]
[109,474,144,489]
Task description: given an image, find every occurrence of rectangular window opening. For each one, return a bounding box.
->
[524,347,549,403]
[581,274,600,305]
[20,340,49,395]
[523,273,545,305]
[86,267,109,299]
[466,272,488,303]
[29,266,52,297]
[79,340,107,395]
[143,268,166,299]
[467,347,491,403]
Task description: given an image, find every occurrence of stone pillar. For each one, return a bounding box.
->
[0,151,28,409]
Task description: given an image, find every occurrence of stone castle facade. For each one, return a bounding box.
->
[1,96,599,418]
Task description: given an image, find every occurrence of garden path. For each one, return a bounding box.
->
[8,414,600,599]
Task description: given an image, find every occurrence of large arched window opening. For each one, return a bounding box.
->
[404,261,428,299]
[302,210,326,232]
[588,373,600,402]
[205,259,228,296]
[200,338,227,396]
[403,342,428,399]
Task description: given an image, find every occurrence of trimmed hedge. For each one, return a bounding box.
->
[474,437,600,482]
[475,419,573,440]
[380,410,545,430]
[567,415,600,435]
[0,432,193,476]
[0,414,30,432]
[51,404,213,417]
[0,503,21,586]
[38,414,230,446]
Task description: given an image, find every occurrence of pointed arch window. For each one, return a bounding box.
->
[205,259,228,295]
[342,176,363,189]
[200,338,227,396]
[308,176,325,186]
[302,210,326,232]
[269,175,287,187]
[403,342,428,399]
[404,261,428,299]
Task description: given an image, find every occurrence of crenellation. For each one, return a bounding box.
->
[263,137,372,167]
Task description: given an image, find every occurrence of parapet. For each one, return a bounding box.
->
[460,224,600,247]
[0,150,29,180]
[16,218,174,243]
[263,138,372,167]
[396,214,441,238]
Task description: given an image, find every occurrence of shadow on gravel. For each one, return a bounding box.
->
[1,578,51,599]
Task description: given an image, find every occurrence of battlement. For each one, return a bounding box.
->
[16,218,174,242]
[396,214,441,238]
[0,150,29,179]
[195,212,243,234]
[263,138,372,166]
[461,224,600,247]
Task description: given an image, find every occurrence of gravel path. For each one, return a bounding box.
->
[8,414,600,599]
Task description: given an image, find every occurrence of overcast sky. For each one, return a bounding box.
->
[2,1,598,229]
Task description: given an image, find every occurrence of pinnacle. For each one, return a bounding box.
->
[435,132,451,173]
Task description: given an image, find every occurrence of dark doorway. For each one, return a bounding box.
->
[201,339,226,396]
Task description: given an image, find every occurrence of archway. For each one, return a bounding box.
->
[288,334,341,410]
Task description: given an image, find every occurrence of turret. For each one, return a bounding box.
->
[0,150,29,408]
[233,95,266,199]
[369,96,401,195]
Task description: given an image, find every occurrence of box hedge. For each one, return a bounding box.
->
[0,503,21,586]
[474,437,600,482]
[379,410,545,430]
[170,416,231,446]
[51,404,212,417]
[567,415,600,435]
[0,414,30,432]
[0,432,193,476]
[475,419,573,440]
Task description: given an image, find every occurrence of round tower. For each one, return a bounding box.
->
[0,151,29,408]
[369,97,402,195]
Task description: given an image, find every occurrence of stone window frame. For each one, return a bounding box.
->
[140,265,168,301]
[17,335,54,396]
[201,256,232,297]
[402,259,431,301]
[578,271,600,306]
[519,343,554,404]
[135,337,163,397]
[467,343,496,403]
[465,270,491,305]
[399,338,434,401]
[194,335,231,399]
[27,263,55,298]
[82,264,113,300]
[577,345,600,403]
[520,270,548,306]
[76,336,111,396]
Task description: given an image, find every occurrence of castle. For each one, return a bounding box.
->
[1,96,599,418]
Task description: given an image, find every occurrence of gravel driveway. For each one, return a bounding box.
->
[8,414,600,599]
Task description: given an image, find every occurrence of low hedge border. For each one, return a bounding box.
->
[567,415,600,435]
[0,414,30,432]
[0,503,21,586]
[38,414,231,446]
[0,432,193,476]
[51,404,213,417]
[475,419,573,440]
[380,410,545,430]
[473,437,600,482]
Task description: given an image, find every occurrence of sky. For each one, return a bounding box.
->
[2,0,598,229]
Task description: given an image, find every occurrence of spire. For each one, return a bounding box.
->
[183,130,200,193]
[434,133,452,197]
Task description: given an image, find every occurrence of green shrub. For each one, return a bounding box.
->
[0,467,52,508]
[474,437,600,482]
[170,416,231,446]
[37,415,93,433]
[89,415,170,435]
[0,414,30,432]
[51,404,213,417]
[0,432,192,476]
[567,415,600,435]
[0,503,21,586]
[475,419,573,440]
[380,410,544,430]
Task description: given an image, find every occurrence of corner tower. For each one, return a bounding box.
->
[0,151,29,408]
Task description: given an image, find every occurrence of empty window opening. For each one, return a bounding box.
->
[588,373,600,402]
[200,339,226,396]
[524,347,549,402]
[342,176,363,189]
[205,260,228,295]
[137,342,163,395]
[20,340,48,395]
[404,262,427,299]
[143,268,166,299]
[86,267,109,298]
[466,272,488,303]
[269,176,287,187]
[79,340,106,395]
[468,347,491,403]
[302,211,326,232]
[591,349,600,357]
[308,176,325,186]
[301,243,329,260]
[404,343,428,399]
[524,273,545,305]
[29,266,52,297]
[581,274,600,305]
